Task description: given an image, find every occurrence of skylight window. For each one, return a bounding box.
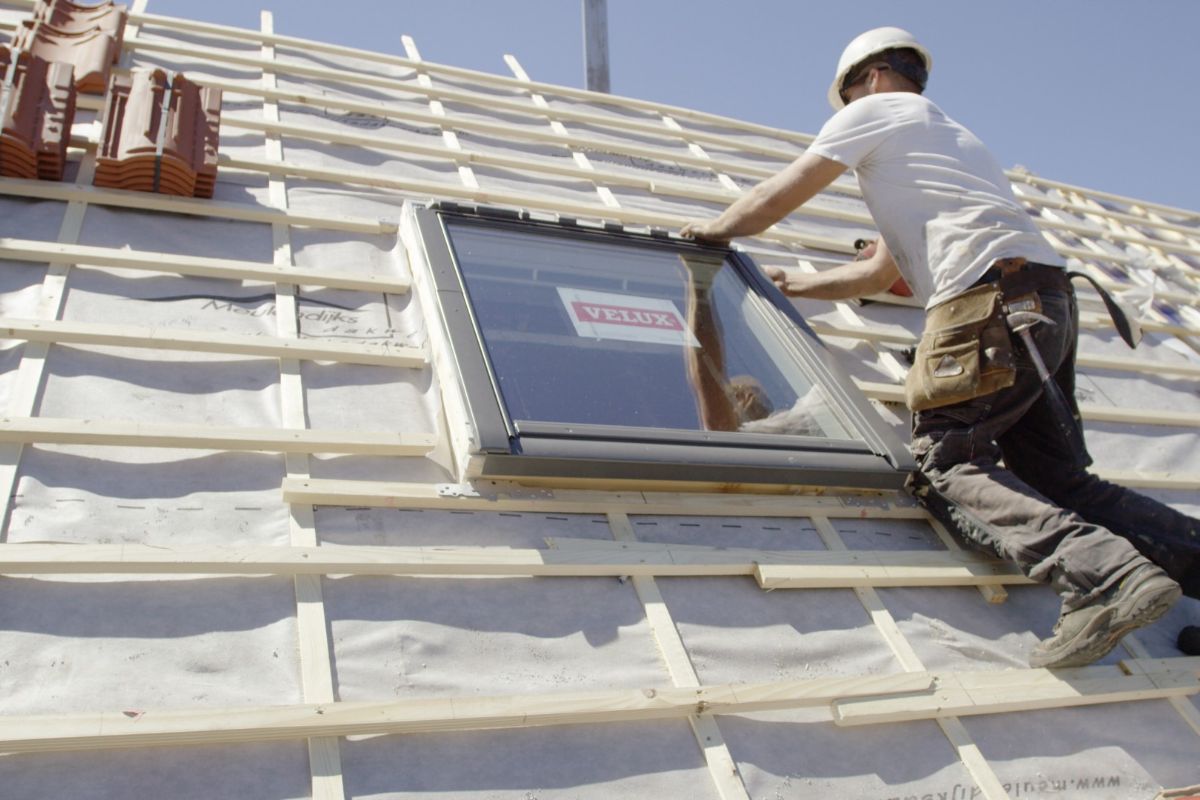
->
[411,203,912,489]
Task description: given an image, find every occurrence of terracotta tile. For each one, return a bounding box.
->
[94,68,222,198]
[16,1,127,95]
[0,46,77,182]
[34,0,128,55]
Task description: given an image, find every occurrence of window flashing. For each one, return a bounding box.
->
[411,202,914,491]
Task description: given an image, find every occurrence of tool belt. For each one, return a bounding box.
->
[904,259,1071,412]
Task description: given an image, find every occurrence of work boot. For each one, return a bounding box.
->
[1030,564,1181,669]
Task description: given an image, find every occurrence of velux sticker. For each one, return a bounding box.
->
[558,287,699,347]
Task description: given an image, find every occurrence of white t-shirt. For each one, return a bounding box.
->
[807,93,1063,308]
[738,386,827,437]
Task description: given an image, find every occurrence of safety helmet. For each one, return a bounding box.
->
[828,26,932,111]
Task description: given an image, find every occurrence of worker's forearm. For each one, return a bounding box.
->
[777,256,899,300]
[681,154,846,244]
[703,182,792,240]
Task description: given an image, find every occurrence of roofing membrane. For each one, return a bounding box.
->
[0,1,1198,798]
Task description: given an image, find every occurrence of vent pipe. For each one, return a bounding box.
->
[582,0,610,93]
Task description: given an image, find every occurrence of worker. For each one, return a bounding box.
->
[680,26,1199,668]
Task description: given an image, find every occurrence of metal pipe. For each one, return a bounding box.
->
[582,0,610,93]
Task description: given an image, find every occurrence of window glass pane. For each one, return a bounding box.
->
[445,221,853,440]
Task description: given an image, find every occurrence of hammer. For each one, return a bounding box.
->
[1007,311,1055,383]
[1006,310,1090,468]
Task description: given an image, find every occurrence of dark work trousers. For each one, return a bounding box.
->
[910,285,1200,612]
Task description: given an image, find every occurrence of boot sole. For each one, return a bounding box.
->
[1110,577,1182,638]
[1029,577,1181,669]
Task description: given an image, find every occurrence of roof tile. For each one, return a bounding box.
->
[14,0,127,95]
[95,69,222,198]
[0,46,77,182]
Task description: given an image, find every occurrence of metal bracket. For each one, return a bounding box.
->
[435,480,557,503]
[435,482,481,499]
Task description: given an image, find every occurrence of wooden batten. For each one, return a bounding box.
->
[0,237,411,293]
[833,663,1200,726]
[0,672,935,754]
[0,172,397,234]
[0,416,437,455]
[0,317,426,367]
[280,476,927,518]
[0,541,1032,585]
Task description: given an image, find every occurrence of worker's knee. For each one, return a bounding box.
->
[911,428,994,476]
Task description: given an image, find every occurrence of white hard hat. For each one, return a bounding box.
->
[828,26,932,111]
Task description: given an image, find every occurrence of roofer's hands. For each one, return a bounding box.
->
[679,220,730,245]
[764,265,799,295]
[764,238,902,301]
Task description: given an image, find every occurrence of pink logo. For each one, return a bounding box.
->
[571,301,683,331]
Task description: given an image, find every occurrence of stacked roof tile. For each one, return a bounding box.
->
[13,0,126,95]
[94,68,221,198]
[0,46,75,181]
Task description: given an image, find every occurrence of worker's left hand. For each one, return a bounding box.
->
[854,239,878,261]
[680,220,729,245]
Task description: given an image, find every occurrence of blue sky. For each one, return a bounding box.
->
[149,0,1199,213]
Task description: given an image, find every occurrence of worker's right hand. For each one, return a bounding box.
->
[764,265,793,295]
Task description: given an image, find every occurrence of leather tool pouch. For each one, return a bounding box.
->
[905,284,1018,411]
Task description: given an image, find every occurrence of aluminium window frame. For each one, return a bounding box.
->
[413,202,914,490]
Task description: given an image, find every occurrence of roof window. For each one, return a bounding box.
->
[411,204,913,490]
